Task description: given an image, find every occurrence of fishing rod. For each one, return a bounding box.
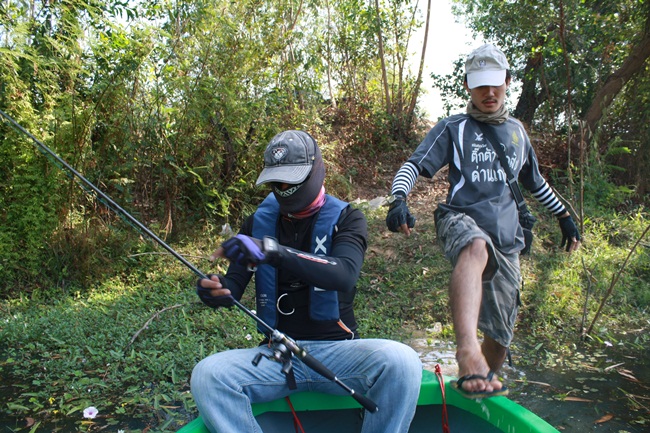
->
[0,109,378,413]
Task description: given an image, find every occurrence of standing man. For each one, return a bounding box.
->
[192,130,422,432]
[386,44,581,398]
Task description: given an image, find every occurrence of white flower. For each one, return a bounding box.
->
[83,406,98,419]
[245,334,252,340]
[604,341,613,347]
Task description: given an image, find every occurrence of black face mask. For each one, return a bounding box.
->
[271,181,305,199]
[271,156,325,215]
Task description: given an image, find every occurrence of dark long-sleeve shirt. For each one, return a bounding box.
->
[222,206,368,340]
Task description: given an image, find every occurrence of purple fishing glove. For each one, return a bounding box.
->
[221,234,266,266]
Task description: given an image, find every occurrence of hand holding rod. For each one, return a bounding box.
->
[0,109,379,414]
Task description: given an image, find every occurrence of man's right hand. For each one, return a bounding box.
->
[196,274,234,308]
[386,199,416,236]
[215,234,266,266]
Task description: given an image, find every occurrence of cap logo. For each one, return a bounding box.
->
[479,60,486,68]
[271,145,288,162]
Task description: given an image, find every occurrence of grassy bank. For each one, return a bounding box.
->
[1,194,649,432]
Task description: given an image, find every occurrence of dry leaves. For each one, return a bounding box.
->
[594,413,614,424]
[617,369,640,382]
[563,396,593,402]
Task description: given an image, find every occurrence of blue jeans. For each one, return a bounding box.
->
[191,338,422,433]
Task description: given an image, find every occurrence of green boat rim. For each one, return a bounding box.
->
[176,369,560,433]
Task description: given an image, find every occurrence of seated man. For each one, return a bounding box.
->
[192,130,422,432]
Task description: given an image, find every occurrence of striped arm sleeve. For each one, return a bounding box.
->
[530,181,567,217]
[391,161,419,197]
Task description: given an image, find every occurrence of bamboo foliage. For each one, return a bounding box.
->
[0,0,426,288]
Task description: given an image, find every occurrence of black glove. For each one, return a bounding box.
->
[559,215,581,251]
[196,274,234,308]
[386,199,416,232]
[221,234,265,266]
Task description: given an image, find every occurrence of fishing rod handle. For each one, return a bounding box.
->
[272,330,379,413]
[348,389,379,414]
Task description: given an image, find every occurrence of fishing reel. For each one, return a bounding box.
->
[251,338,297,389]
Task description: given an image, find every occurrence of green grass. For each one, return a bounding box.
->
[1,202,648,432]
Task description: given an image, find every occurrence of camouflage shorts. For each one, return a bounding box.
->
[435,210,522,347]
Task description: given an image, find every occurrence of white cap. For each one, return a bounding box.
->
[465,44,510,89]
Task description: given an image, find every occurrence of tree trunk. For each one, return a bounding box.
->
[513,25,557,125]
[325,0,336,108]
[407,0,431,122]
[582,20,650,137]
[513,48,546,125]
[374,0,391,114]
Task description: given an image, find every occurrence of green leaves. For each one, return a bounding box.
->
[453,0,649,130]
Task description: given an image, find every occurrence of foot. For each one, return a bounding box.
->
[455,346,505,395]
[452,372,509,398]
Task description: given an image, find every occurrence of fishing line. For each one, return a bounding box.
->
[0,109,379,413]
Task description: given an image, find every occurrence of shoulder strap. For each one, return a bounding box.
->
[475,121,529,212]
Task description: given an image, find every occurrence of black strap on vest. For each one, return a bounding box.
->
[475,121,529,214]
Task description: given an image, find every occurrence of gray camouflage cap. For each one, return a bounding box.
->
[256,130,321,185]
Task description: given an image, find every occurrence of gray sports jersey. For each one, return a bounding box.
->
[408,114,547,253]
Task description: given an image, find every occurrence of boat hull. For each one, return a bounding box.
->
[177,369,559,432]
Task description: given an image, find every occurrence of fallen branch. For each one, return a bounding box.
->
[585,222,650,336]
[580,256,594,337]
[128,252,210,261]
[514,379,551,387]
[604,362,625,372]
[128,303,186,348]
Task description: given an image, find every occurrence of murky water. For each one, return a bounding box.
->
[2,334,647,432]
[409,334,649,433]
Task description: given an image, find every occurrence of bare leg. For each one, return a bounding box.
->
[482,336,507,373]
[450,239,503,393]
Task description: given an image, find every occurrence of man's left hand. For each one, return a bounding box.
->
[559,215,581,253]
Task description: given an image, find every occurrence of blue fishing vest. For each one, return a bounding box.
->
[252,193,348,332]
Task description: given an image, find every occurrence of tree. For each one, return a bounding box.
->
[407,0,432,124]
[448,0,650,203]
[1,0,431,290]
[582,7,650,137]
[456,0,650,126]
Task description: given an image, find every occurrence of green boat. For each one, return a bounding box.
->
[176,369,559,433]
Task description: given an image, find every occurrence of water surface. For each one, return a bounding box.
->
[409,334,649,433]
